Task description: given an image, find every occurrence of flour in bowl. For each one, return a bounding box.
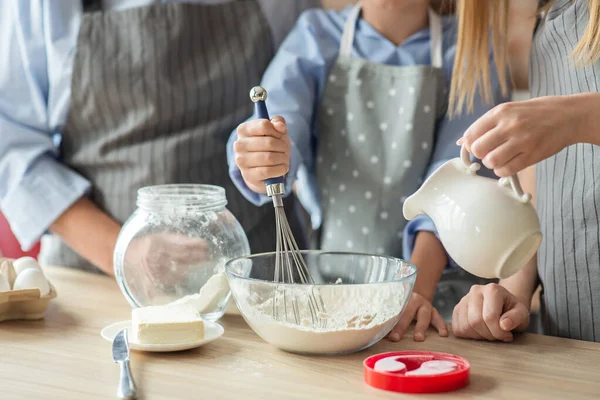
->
[230,280,407,355]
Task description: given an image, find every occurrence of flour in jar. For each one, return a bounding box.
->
[231,280,406,354]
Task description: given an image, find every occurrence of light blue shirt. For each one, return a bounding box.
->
[0,0,310,251]
[226,7,509,262]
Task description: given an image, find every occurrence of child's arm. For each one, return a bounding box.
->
[388,231,449,342]
[411,232,447,301]
[226,10,340,207]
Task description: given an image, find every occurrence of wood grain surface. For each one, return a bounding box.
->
[1,266,599,399]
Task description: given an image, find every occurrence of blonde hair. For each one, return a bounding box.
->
[449,0,600,116]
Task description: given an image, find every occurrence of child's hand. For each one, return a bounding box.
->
[387,292,448,342]
[234,116,291,194]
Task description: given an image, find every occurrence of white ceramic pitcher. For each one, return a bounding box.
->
[403,146,542,279]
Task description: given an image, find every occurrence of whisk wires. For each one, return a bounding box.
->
[270,196,326,328]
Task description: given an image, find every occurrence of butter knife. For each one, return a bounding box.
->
[113,328,137,399]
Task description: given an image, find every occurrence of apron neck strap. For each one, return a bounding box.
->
[428,7,443,69]
[339,2,444,69]
[339,2,363,57]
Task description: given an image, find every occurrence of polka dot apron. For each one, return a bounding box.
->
[316,3,446,257]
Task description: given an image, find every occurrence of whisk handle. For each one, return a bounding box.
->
[265,177,285,186]
[254,100,270,120]
[250,86,285,187]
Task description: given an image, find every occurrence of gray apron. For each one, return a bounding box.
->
[39,0,317,272]
[316,3,445,257]
[532,0,600,341]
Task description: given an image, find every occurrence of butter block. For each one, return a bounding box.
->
[131,305,205,344]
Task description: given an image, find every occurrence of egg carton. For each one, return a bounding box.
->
[0,258,57,322]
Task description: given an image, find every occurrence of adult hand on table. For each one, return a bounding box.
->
[388,292,448,342]
[234,116,291,194]
[452,283,530,342]
[457,96,585,177]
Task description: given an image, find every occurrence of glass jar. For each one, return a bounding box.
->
[113,184,250,321]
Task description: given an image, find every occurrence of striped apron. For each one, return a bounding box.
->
[39,0,317,272]
[532,0,600,341]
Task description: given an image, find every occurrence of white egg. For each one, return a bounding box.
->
[0,272,10,292]
[13,257,42,275]
[12,268,50,296]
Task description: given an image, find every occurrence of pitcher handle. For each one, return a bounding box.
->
[460,145,531,203]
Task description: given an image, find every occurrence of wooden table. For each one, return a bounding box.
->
[1,267,599,399]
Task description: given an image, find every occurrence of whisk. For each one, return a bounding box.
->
[249,86,327,327]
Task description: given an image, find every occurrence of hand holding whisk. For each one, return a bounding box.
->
[249,86,327,327]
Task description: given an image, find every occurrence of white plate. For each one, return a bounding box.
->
[100,320,224,352]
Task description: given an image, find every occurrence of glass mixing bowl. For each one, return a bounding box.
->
[114,184,250,321]
[225,251,417,356]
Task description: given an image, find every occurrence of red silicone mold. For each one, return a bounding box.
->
[364,351,470,394]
